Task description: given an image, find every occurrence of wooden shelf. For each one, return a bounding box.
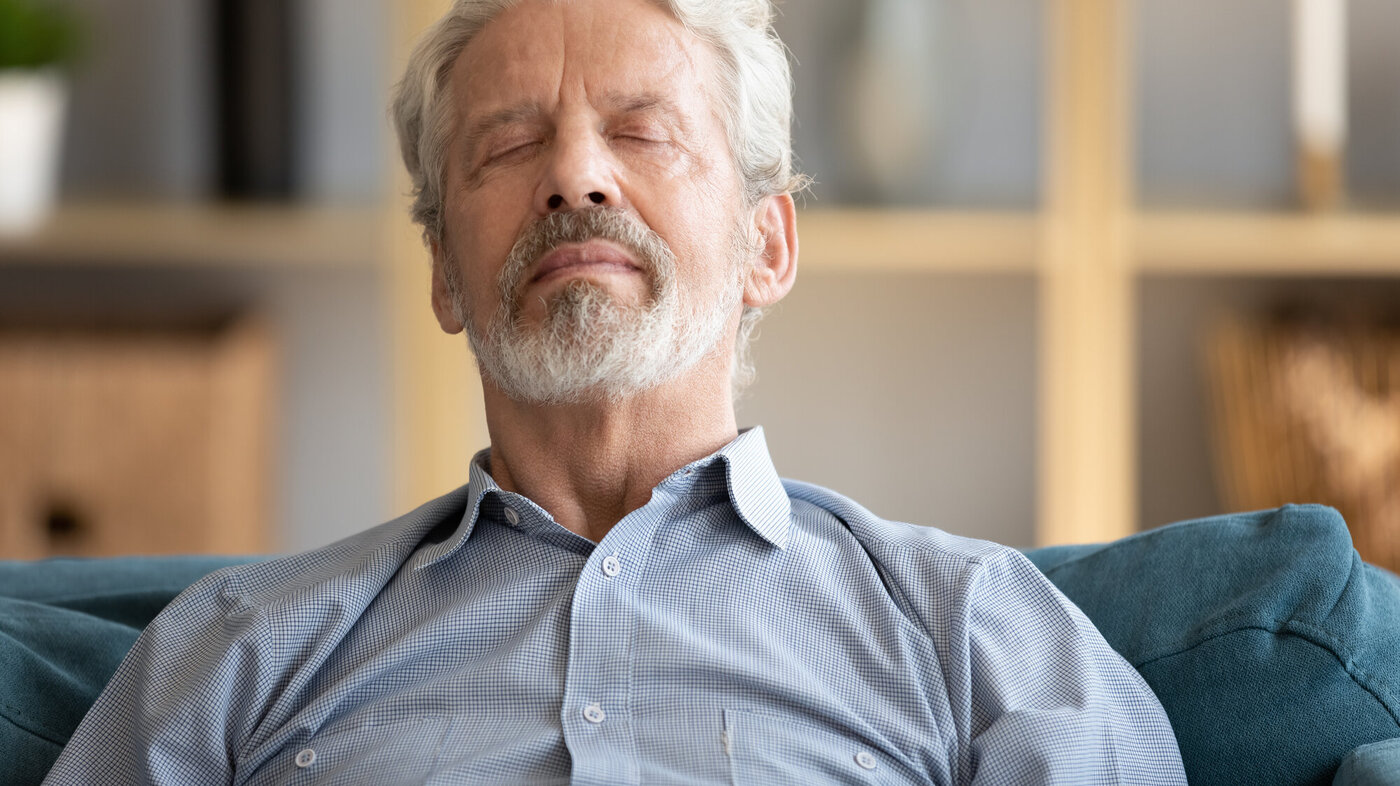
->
[795,209,1039,273]
[796,209,1400,277]
[10,201,1400,279]
[1134,211,1400,276]
[0,200,382,270]
[800,210,1400,277]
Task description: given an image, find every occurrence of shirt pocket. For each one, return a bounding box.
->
[275,715,452,786]
[723,708,925,786]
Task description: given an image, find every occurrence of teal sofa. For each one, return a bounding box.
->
[4,504,1399,784]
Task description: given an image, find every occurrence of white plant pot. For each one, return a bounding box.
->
[0,69,67,234]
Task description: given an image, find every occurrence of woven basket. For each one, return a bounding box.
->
[1206,317,1400,572]
[0,316,276,559]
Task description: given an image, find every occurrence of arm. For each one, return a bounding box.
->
[952,550,1185,784]
[41,569,268,785]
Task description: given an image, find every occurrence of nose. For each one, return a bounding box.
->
[533,127,623,215]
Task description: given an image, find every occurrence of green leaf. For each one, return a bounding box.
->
[0,0,81,70]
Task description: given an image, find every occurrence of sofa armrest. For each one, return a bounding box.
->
[1026,505,1400,786]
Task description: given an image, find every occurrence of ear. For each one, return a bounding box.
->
[743,192,798,308]
[429,239,466,335]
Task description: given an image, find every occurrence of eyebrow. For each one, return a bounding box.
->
[461,103,545,162]
[602,91,694,135]
[605,92,684,118]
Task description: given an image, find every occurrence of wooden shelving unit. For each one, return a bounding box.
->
[380,0,1400,545]
[5,1,1393,548]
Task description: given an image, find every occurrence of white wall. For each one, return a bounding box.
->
[738,271,1038,548]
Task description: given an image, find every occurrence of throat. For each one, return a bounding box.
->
[482,394,739,543]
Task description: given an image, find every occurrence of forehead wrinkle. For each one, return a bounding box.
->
[453,2,566,112]
[555,0,709,98]
[459,0,717,118]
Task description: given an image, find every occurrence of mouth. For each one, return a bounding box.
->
[530,240,642,286]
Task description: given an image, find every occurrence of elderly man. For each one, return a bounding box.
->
[46,0,1185,783]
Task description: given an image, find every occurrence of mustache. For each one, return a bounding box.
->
[498,207,675,306]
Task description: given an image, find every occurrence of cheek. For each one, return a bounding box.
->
[663,211,746,292]
[450,199,518,279]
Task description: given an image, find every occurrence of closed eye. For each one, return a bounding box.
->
[613,133,668,147]
[485,140,542,164]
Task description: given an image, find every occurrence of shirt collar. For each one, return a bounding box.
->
[411,450,501,571]
[413,425,791,570]
[705,426,792,549]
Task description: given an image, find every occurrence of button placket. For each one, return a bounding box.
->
[560,507,661,781]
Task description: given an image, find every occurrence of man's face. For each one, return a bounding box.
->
[432,0,755,404]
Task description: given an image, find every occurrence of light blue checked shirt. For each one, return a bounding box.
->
[46,427,1184,784]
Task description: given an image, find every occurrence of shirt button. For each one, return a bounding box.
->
[503,506,520,526]
[295,748,317,768]
[854,750,878,770]
[582,703,606,724]
[601,554,621,577]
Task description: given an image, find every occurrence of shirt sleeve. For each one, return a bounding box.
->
[41,569,270,785]
[950,549,1186,785]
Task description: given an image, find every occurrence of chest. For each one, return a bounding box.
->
[235,520,956,785]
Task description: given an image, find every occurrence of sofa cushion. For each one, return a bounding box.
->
[0,556,256,784]
[1026,504,1400,786]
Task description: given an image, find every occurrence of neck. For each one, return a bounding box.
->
[480,353,738,543]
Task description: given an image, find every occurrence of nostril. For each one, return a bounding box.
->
[547,194,564,210]
[587,192,605,204]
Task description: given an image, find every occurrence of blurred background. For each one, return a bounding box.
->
[1,0,1398,567]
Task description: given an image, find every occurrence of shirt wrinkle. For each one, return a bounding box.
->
[44,426,1185,786]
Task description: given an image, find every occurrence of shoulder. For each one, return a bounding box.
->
[54,484,477,767]
[782,479,1185,781]
[169,484,472,622]
[782,478,1052,628]
[783,478,1025,573]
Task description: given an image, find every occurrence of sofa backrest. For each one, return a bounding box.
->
[5,506,1400,785]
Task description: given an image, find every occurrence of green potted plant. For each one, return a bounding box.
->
[0,0,79,232]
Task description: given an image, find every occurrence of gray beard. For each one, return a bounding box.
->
[451,207,743,406]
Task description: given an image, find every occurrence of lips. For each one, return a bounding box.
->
[530,240,642,284]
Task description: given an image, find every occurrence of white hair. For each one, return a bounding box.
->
[390,0,803,393]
